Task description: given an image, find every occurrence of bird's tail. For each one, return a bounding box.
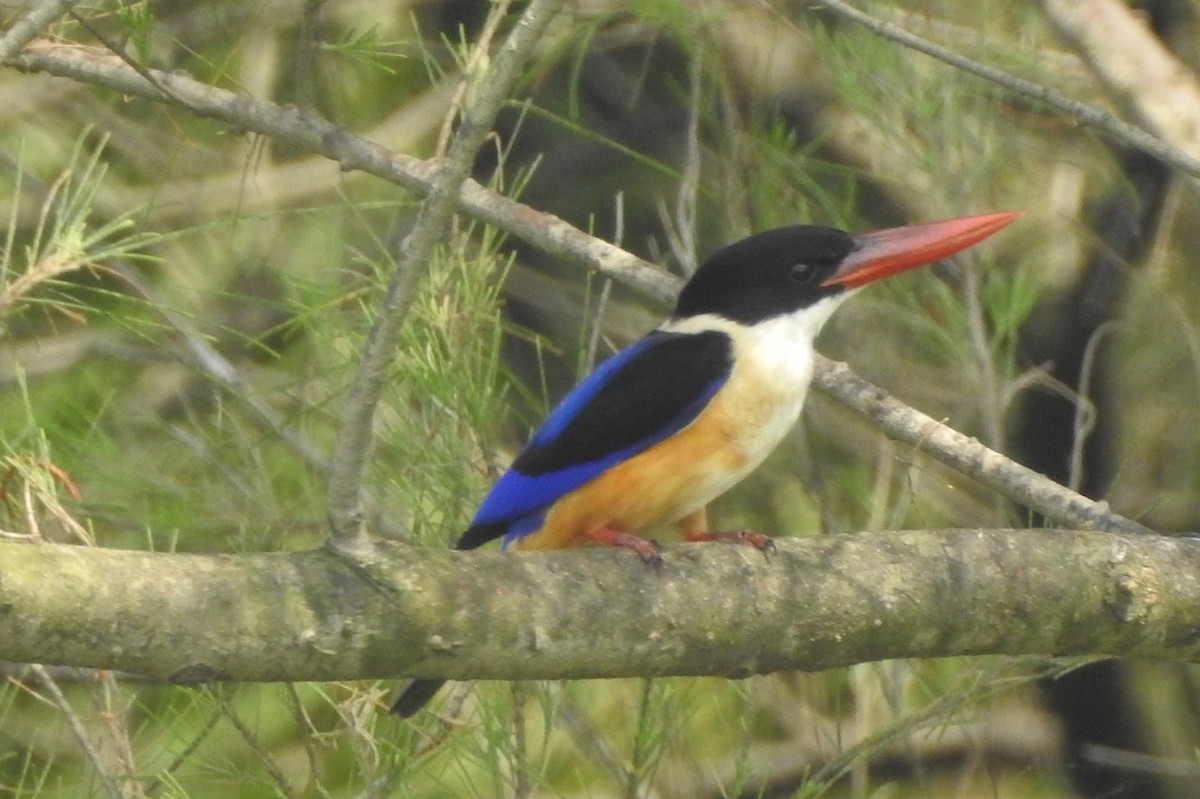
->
[390,523,498,717]
[390,678,446,717]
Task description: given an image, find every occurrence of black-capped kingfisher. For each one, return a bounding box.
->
[391,210,1019,716]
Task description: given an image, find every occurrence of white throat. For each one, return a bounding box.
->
[661,292,852,365]
[663,291,854,458]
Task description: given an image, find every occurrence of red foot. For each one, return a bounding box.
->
[588,528,663,566]
[686,529,776,557]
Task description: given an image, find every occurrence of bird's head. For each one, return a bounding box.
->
[673,212,1020,329]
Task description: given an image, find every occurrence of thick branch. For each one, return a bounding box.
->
[2,531,1198,684]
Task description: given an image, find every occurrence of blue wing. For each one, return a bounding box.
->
[455,329,732,549]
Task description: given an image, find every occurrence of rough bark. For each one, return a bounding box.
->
[2,529,1199,685]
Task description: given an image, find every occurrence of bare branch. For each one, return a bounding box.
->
[1041,0,1200,164]
[813,356,1154,537]
[0,0,80,61]
[5,41,679,302]
[812,0,1200,181]
[27,664,124,799]
[0,530,1197,684]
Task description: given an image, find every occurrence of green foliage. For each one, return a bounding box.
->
[319,26,409,75]
[0,1,1143,798]
[0,132,156,329]
[115,0,155,65]
[373,224,510,546]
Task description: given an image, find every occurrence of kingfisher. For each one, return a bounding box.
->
[391,210,1019,716]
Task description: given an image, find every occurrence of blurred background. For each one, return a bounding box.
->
[2,0,1200,797]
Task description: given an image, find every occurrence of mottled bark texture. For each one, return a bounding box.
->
[2,529,1199,685]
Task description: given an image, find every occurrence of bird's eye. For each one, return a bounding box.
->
[789,262,818,285]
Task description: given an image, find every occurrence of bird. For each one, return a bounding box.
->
[391,210,1019,717]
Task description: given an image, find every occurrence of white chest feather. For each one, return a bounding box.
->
[718,315,815,465]
[661,300,841,483]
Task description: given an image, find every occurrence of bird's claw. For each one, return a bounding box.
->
[688,529,775,559]
[589,528,664,567]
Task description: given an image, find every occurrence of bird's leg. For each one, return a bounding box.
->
[588,527,663,566]
[691,529,776,554]
[680,509,775,555]
[677,508,709,538]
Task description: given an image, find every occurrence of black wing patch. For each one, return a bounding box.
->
[514,329,732,476]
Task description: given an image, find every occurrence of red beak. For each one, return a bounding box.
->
[823,211,1021,289]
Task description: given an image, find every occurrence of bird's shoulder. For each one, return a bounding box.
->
[456,325,735,549]
[519,325,734,472]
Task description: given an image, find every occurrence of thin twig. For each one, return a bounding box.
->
[658,43,704,275]
[810,0,1200,181]
[1040,0,1200,167]
[144,708,222,798]
[960,266,1003,449]
[325,0,563,556]
[28,664,126,799]
[511,681,534,799]
[1070,321,1118,493]
[584,193,622,371]
[0,0,80,61]
[96,673,139,799]
[433,0,512,157]
[68,8,191,108]
[812,354,1153,536]
[217,693,298,799]
[6,42,680,305]
[558,694,634,785]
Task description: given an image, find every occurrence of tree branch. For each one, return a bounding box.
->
[1040,0,1200,164]
[813,0,1200,182]
[1,530,1198,684]
[5,41,681,305]
[325,0,561,555]
[0,0,81,61]
[812,357,1154,537]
